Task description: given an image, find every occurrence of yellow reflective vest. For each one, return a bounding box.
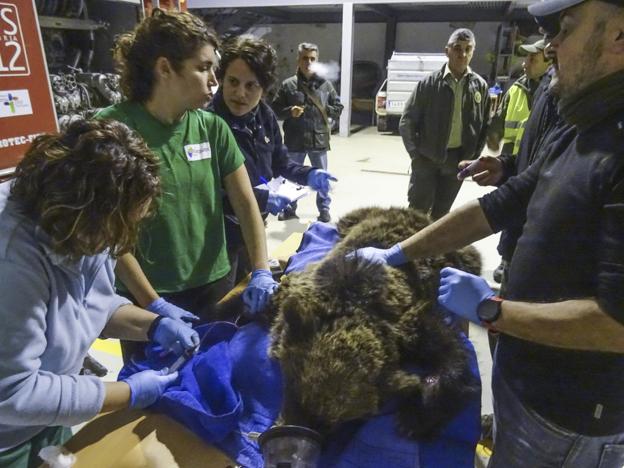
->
[502,78,531,155]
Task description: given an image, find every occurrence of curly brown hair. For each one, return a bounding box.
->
[11,119,160,260]
[114,9,219,102]
[216,36,278,92]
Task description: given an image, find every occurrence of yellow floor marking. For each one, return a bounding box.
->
[91,338,122,357]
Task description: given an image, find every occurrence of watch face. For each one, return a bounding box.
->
[478,299,501,323]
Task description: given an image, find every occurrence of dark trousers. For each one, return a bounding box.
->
[223,219,252,293]
[224,241,251,292]
[407,148,464,219]
[288,150,331,213]
[119,276,232,363]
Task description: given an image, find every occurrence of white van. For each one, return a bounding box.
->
[375,52,448,132]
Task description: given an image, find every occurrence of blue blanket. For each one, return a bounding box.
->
[120,222,481,467]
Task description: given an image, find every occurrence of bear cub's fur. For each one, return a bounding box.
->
[267,207,481,440]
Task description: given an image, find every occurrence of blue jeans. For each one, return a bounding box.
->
[288,150,331,212]
[489,361,624,468]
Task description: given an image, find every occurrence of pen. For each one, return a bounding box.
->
[457,159,480,180]
[259,176,269,186]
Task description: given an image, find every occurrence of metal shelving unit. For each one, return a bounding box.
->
[38,15,107,30]
[490,23,519,87]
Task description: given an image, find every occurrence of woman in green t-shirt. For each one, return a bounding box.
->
[97,10,276,349]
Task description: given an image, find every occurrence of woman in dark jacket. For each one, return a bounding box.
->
[208,36,337,287]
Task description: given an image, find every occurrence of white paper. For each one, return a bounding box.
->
[266,176,310,203]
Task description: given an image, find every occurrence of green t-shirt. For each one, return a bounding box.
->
[96,102,245,293]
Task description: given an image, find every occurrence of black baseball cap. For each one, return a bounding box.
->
[529,0,623,16]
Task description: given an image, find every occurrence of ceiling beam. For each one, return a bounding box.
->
[242,7,291,20]
[505,0,516,16]
[199,9,532,24]
[190,0,539,8]
[362,4,396,18]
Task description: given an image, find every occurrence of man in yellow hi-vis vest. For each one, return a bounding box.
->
[493,37,553,155]
[488,36,552,283]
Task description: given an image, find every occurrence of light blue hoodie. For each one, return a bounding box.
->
[0,182,130,451]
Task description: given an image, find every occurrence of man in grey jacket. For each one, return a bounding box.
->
[273,42,343,222]
[400,28,490,219]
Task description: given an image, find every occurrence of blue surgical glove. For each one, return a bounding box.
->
[146,298,199,325]
[152,317,200,356]
[437,267,494,324]
[243,269,278,315]
[123,368,179,409]
[307,169,337,193]
[346,243,408,267]
[267,191,291,215]
[255,184,291,216]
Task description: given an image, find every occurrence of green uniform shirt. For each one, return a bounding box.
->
[444,64,468,149]
[96,102,245,293]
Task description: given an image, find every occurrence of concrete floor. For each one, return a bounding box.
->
[91,124,499,424]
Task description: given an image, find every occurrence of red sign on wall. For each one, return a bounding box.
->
[0,0,57,174]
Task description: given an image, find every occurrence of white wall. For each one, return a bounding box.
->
[258,21,502,84]
[396,22,500,75]
[261,23,342,81]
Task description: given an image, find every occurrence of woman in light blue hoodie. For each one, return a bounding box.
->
[0,119,199,467]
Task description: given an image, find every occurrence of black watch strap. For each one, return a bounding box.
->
[477,296,503,324]
[147,315,164,341]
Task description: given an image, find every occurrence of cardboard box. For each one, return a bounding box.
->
[64,411,235,467]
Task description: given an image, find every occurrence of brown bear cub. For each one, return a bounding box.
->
[266,207,482,440]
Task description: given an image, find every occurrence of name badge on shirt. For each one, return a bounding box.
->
[184,142,212,161]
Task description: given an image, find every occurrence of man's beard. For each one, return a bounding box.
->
[558,21,605,100]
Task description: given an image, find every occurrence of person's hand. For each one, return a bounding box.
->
[486,132,502,152]
[307,169,338,193]
[254,184,291,215]
[437,267,494,324]
[290,106,304,118]
[123,368,179,409]
[267,191,291,215]
[146,298,199,325]
[243,269,278,315]
[457,156,503,186]
[152,317,200,356]
[346,243,408,267]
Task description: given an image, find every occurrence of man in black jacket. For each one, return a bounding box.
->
[484,37,554,284]
[272,43,343,222]
[488,36,552,157]
[399,28,490,219]
[458,57,571,363]
[354,1,624,465]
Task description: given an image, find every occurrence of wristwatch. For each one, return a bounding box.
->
[477,296,503,324]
